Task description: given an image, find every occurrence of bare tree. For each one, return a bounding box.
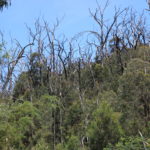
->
[0,32,33,98]
[88,1,127,63]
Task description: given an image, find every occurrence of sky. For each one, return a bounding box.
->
[0,0,149,45]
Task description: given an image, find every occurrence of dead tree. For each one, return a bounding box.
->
[88,1,126,62]
[1,41,33,97]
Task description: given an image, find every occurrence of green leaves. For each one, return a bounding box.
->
[87,101,123,150]
[0,101,41,149]
[66,135,80,150]
[0,46,150,149]
[105,136,150,150]
[117,71,150,135]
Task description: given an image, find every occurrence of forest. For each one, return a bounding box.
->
[0,0,150,150]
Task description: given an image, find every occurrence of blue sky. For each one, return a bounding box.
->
[0,0,148,45]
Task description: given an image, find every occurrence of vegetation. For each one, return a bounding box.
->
[0,0,10,10]
[0,1,150,150]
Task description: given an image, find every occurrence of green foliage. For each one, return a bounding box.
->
[118,71,150,135]
[87,101,123,150]
[66,135,80,150]
[97,90,118,108]
[0,0,150,147]
[128,46,150,62]
[13,72,31,100]
[93,63,110,83]
[126,58,150,74]
[0,101,41,150]
[1,46,150,150]
[32,138,50,150]
[56,143,66,150]
[64,100,83,135]
[104,136,150,150]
